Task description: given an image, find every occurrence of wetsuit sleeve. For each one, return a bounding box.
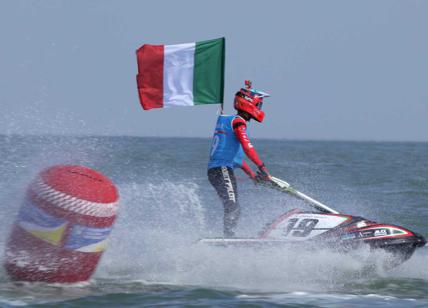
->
[232,117,264,167]
[241,160,256,179]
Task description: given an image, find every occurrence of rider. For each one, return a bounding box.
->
[208,80,271,238]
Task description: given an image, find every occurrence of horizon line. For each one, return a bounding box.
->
[1,133,427,144]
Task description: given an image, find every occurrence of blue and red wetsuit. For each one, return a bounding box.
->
[207,115,265,237]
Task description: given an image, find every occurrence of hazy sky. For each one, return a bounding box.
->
[0,0,427,141]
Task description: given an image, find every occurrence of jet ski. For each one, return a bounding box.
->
[200,177,426,269]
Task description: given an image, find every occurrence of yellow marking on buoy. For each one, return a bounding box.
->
[27,224,67,246]
[75,239,108,252]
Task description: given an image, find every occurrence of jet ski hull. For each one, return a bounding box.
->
[200,209,426,269]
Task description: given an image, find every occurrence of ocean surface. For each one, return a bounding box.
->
[0,135,427,307]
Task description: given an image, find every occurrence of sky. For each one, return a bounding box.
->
[0,0,427,141]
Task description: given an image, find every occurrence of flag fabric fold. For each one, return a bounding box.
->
[136,38,225,110]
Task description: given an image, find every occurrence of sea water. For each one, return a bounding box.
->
[0,135,427,307]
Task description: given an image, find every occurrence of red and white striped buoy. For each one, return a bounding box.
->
[4,165,119,283]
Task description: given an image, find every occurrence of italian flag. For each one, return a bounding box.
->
[136,38,225,110]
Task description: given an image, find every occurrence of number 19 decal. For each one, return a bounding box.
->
[282,218,319,237]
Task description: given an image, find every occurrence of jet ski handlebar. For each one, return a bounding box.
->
[262,176,339,214]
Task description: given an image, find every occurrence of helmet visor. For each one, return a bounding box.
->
[256,102,263,110]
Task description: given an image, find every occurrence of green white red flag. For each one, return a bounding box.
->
[136,38,225,110]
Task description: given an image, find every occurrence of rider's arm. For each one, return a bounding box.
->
[241,160,256,179]
[232,117,264,168]
[233,117,271,180]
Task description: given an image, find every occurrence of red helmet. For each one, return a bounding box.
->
[234,80,270,122]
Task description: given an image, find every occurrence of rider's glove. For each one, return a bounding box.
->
[256,163,271,182]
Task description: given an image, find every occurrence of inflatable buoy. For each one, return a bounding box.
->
[4,165,119,283]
